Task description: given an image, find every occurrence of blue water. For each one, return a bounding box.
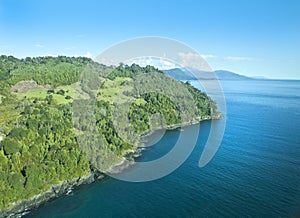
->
[26,79,300,217]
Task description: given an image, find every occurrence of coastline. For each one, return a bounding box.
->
[0,171,105,218]
[0,115,221,218]
[140,115,222,140]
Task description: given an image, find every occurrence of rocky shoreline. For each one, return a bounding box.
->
[0,148,142,218]
[0,115,221,218]
[140,115,222,139]
[0,171,105,218]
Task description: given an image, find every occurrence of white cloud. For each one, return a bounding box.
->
[0,52,15,56]
[158,58,179,70]
[223,56,254,62]
[65,52,93,58]
[0,44,11,49]
[177,52,212,71]
[83,52,93,58]
[201,54,217,60]
[125,57,179,70]
[34,44,45,48]
[44,54,58,57]
[65,46,77,50]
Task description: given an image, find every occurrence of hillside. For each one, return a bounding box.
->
[0,55,220,214]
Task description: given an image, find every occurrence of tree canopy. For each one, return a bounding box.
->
[0,55,220,210]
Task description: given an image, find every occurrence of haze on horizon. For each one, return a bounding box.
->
[0,0,299,79]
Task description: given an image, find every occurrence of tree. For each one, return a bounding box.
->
[56,89,65,95]
[1,138,21,155]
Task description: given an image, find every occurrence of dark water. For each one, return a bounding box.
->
[26,80,300,217]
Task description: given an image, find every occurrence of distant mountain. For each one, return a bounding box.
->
[163,68,254,80]
[252,76,268,80]
[214,70,252,80]
[163,68,195,80]
[163,68,218,80]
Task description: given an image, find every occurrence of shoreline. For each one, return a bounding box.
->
[0,115,221,218]
[140,115,221,139]
[0,171,105,218]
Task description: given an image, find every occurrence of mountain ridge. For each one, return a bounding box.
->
[163,68,256,81]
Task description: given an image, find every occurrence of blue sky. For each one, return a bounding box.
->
[0,0,299,79]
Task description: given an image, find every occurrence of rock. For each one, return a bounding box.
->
[0,171,104,218]
[10,80,43,93]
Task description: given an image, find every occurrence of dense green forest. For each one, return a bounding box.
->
[0,55,91,87]
[0,55,220,210]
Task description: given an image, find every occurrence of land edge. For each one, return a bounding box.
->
[140,115,222,139]
[0,115,222,218]
[0,171,104,218]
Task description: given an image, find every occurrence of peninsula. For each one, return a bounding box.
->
[0,55,220,217]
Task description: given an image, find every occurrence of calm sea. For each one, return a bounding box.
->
[26,79,300,217]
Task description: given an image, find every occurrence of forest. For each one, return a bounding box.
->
[0,55,220,210]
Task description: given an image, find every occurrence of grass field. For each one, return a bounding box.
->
[97,77,134,104]
[12,77,145,107]
[15,82,91,104]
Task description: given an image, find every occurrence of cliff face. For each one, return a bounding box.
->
[0,172,104,218]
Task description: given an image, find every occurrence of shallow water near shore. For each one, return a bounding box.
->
[26,79,300,217]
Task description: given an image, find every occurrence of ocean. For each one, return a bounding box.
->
[26,79,300,217]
